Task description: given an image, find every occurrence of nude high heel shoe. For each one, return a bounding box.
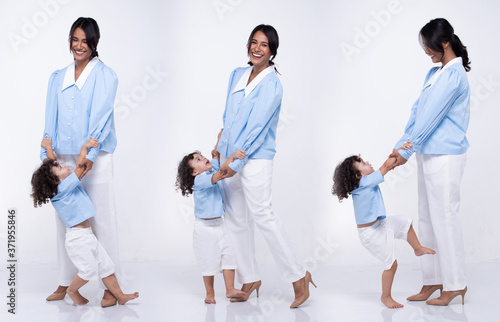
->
[407,284,443,301]
[230,280,261,302]
[426,286,467,306]
[290,271,317,308]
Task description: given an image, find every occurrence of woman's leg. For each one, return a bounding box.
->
[239,159,305,283]
[420,153,467,291]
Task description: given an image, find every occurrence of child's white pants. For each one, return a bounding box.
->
[65,227,115,281]
[220,157,305,284]
[416,153,467,291]
[193,217,237,276]
[55,152,120,287]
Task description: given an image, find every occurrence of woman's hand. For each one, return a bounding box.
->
[388,149,408,170]
[219,163,237,179]
[77,159,94,179]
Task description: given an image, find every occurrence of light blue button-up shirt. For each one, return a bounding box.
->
[51,172,95,228]
[217,66,283,172]
[40,57,118,162]
[193,159,224,219]
[395,58,470,160]
[351,170,387,225]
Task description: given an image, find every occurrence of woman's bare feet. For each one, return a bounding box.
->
[414,246,436,256]
[205,292,216,304]
[101,289,117,308]
[67,288,89,305]
[226,288,246,298]
[381,295,404,309]
[117,292,139,305]
[46,285,68,301]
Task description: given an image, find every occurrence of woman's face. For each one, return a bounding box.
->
[71,27,92,64]
[248,30,272,69]
[422,38,444,64]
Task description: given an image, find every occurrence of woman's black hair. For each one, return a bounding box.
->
[175,151,199,197]
[69,17,100,59]
[247,24,280,74]
[420,18,470,72]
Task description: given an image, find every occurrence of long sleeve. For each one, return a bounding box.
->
[397,68,464,160]
[228,77,282,172]
[40,71,60,161]
[85,66,118,162]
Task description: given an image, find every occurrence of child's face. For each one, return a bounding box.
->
[51,162,72,182]
[189,153,213,176]
[355,158,375,177]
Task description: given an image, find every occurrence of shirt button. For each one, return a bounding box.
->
[71,96,74,100]
[67,122,71,126]
[67,137,71,140]
[225,139,228,142]
[69,110,72,113]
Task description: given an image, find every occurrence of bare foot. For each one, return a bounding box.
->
[67,288,89,306]
[117,292,139,305]
[205,293,216,304]
[381,295,404,309]
[101,290,117,308]
[226,288,246,298]
[415,246,436,256]
[46,286,68,301]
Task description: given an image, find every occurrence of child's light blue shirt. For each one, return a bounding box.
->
[193,159,224,219]
[51,172,95,228]
[40,57,118,162]
[351,170,387,225]
[217,66,282,173]
[395,58,470,159]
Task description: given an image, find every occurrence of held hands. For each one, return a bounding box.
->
[77,159,93,179]
[41,136,52,149]
[83,138,99,149]
[388,141,412,170]
[218,149,245,180]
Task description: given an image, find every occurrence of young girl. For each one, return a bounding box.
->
[31,137,138,307]
[175,148,246,304]
[332,147,436,309]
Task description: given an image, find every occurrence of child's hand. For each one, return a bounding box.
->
[397,141,413,151]
[84,138,99,149]
[41,136,52,149]
[211,149,220,159]
[231,149,246,160]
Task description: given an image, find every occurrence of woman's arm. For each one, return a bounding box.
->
[40,71,60,161]
[75,139,99,179]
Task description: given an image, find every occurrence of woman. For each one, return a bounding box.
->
[216,24,315,308]
[390,18,470,306]
[40,17,120,307]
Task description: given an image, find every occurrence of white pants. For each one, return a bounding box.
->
[65,227,115,281]
[193,217,237,276]
[417,153,467,291]
[55,152,120,287]
[358,216,412,270]
[220,157,305,284]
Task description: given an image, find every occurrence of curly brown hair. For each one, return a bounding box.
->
[175,151,199,196]
[31,159,60,207]
[332,155,362,202]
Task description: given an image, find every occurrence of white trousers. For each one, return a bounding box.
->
[416,153,467,291]
[65,227,115,281]
[193,217,237,276]
[55,152,120,287]
[220,157,305,284]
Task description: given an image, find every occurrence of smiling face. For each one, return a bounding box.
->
[71,27,92,65]
[51,162,72,182]
[188,153,213,176]
[248,30,272,70]
[354,158,375,177]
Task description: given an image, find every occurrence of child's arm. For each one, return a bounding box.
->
[41,137,56,161]
[382,141,413,175]
[74,139,99,178]
[211,129,223,161]
[211,149,245,184]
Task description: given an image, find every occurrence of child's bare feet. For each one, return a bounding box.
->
[205,293,216,304]
[117,292,139,305]
[415,246,436,256]
[226,288,246,298]
[67,288,89,305]
[381,295,404,309]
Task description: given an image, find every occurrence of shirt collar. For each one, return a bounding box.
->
[62,56,100,91]
[425,57,462,88]
[232,65,275,97]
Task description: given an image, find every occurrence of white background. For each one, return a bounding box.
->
[1,0,498,274]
